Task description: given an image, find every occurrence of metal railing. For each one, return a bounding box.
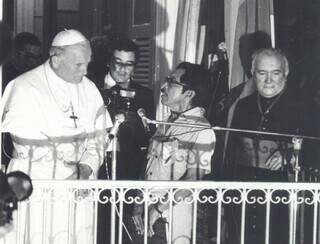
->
[1,180,320,244]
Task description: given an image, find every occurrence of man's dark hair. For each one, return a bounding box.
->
[239,31,271,78]
[176,62,212,110]
[111,37,139,60]
[14,32,41,52]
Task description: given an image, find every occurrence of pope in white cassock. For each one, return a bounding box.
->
[1,29,111,243]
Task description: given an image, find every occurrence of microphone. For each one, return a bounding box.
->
[137,108,151,134]
[208,42,228,72]
[107,113,125,141]
[218,42,228,61]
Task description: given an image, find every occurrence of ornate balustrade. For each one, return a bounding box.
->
[1,180,319,244]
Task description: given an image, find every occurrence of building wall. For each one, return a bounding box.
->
[56,0,80,32]
[15,0,44,44]
[34,0,44,44]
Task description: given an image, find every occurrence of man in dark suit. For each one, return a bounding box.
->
[96,38,155,244]
[226,48,303,244]
[98,37,155,180]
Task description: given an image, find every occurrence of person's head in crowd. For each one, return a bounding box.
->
[0,171,32,237]
[160,62,211,113]
[109,37,138,88]
[239,31,271,78]
[12,32,42,71]
[49,29,92,84]
[251,48,289,98]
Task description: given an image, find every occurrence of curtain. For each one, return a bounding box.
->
[154,0,205,120]
[225,0,272,89]
[16,0,35,34]
[154,0,179,120]
[173,0,204,65]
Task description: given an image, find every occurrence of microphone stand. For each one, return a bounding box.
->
[291,137,303,244]
[107,115,124,244]
[111,135,118,181]
[110,133,117,244]
[145,117,320,181]
[292,137,303,182]
[145,117,319,244]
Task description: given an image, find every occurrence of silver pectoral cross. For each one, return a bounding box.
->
[69,103,79,128]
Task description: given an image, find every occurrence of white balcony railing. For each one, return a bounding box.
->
[1,180,320,244]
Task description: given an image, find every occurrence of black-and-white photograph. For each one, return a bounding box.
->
[1,0,320,243]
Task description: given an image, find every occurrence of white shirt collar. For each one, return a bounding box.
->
[104,73,116,89]
[180,107,205,117]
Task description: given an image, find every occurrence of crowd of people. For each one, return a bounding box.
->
[0,28,317,243]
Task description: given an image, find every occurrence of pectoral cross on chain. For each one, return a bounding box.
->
[69,103,79,128]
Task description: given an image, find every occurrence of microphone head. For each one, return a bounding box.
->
[218,42,227,53]
[137,108,146,118]
[114,113,125,123]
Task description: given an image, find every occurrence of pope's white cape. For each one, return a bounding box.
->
[0,60,111,243]
[1,60,110,179]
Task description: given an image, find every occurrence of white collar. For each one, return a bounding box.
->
[179,107,205,117]
[104,73,116,89]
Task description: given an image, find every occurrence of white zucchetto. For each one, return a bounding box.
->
[51,29,87,47]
